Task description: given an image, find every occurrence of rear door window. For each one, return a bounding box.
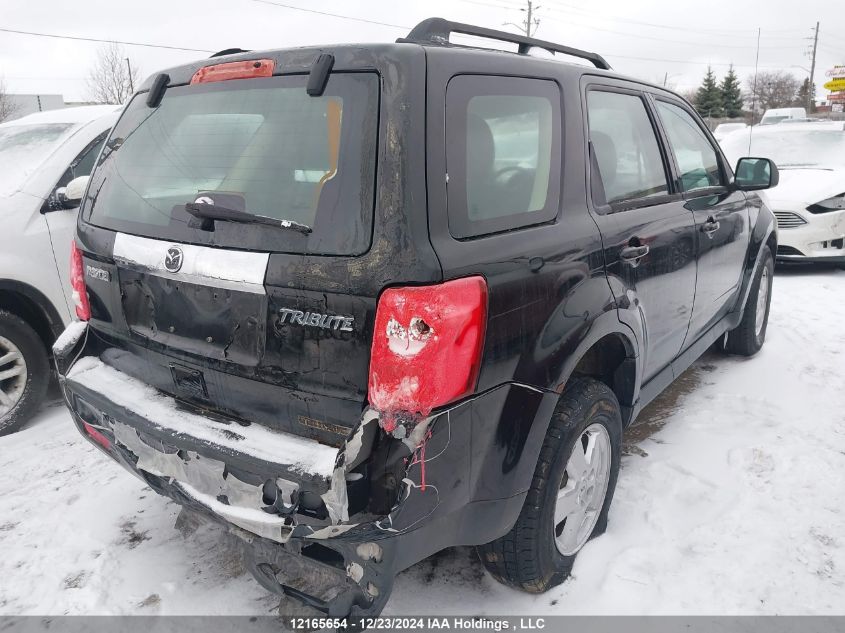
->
[445,75,561,238]
[587,90,669,207]
[83,73,379,256]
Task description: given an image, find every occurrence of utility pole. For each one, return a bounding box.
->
[524,0,539,38]
[807,22,819,112]
[505,1,541,37]
[125,57,134,94]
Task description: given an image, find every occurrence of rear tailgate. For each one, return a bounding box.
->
[98,233,373,445]
[74,49,440,447]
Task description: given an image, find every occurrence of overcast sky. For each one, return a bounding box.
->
[1,0,843,102]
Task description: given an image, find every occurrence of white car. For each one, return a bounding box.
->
[713,122,747,142]
[0,105,119,435]
[721,122,845,267]
[760,107,807,126]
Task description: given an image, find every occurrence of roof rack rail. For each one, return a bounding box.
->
[397,17,611,70]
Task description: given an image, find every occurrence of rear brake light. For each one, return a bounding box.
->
[70,241,91,321]
[368,276,487,417]
[190,59,275,85]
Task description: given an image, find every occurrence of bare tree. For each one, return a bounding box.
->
[743,70,801,118]
[0,77,20,123]
[86,43,140,104]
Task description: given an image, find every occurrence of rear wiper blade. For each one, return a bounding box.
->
[185,202,312,234]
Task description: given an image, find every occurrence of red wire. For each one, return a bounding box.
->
[408,429,433,491]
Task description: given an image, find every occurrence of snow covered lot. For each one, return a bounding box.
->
[0,267,843,616]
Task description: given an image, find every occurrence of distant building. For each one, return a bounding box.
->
[5,94,65,121]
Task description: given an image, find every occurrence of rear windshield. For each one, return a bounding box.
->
[83,72,379,255]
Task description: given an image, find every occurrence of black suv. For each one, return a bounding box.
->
[55,18,778,618]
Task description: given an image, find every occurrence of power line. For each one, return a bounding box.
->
[0,6,813,82]
[0,27,214,52]
[537,6,807,46]
[818,42,845,56]
[3,76,87,81]
[244,2,818,70]
[602,53,791,69]
[543,0,810,37]
[246,0,410,30]
[538,14,806,50]
[457,0,524,10]
[474,0,808,50]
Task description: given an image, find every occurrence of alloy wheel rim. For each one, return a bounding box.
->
[0,335,28,418]
[755,266,770,337]
[554,422,611,556]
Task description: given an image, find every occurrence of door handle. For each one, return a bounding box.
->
[620,244,650,265]
[701,218,720,236]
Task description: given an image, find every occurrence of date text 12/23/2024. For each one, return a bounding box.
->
[287,617,547,631]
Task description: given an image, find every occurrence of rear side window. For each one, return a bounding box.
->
[587,90,668,206]
[654,100,723,192]
[83,73,379,256]
[446,75,561,238]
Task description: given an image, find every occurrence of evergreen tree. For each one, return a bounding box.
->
[720,66,744,118]
[694,67,724,119]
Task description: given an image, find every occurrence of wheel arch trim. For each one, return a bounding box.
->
[731,218,777,325]
[552,311,641,425]
[0,279,67,345]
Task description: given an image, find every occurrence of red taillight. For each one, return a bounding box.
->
[190,59,275,85]
[368,276,488,417]
[82,422,111,450]
[70,241,91,321]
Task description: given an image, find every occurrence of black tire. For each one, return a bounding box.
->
[0,310,51,436]
[476,377,622,592]
[724,246,774,357]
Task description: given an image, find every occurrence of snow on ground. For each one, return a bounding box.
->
[1,266,843,615]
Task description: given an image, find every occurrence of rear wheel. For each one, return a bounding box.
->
[0,310,50,436]
[477,378,622,592]
[723,246,774,357]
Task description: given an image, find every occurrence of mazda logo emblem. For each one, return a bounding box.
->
[164,246,184,273]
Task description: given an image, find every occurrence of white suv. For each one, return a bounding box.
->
[0,105,119,435]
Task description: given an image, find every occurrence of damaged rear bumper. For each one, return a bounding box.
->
[55,323,558,616]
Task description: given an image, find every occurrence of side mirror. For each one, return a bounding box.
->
[62,175,91,208]
[734,157,779,191]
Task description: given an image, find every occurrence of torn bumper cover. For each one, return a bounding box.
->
[55,324,557,616]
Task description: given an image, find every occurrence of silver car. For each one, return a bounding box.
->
[0,105,119,435]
